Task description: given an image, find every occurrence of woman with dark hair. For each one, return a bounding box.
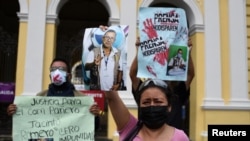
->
[105,79,189,141]
[130,37,194,135]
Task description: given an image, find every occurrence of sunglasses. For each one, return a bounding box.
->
[138,79,168,92]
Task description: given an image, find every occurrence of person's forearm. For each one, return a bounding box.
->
[129,55,138,79]
[130,37,140,80]
[130,40,141,91]
[186,38,195,89]
[186,55,195,90]
[84,62,96,70]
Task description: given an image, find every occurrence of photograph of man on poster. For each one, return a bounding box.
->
[82,25,128,91]
[167,46,188,76]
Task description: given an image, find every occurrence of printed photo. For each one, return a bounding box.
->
[82,25,129,91]
[167,45,188,76]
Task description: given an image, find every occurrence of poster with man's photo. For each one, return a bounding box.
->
[82,25,128,91]
[137,7,189,81]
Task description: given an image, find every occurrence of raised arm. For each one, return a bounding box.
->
[185,38,195,90]
[129,37,141,92]
[105,91,130,130]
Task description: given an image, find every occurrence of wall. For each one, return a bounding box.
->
[14,0,250,141]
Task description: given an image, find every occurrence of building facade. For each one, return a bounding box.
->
[0,0,249,141]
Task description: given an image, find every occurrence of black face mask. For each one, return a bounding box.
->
[139,106,168,129]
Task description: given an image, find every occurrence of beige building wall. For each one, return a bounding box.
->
[14,0,250,141]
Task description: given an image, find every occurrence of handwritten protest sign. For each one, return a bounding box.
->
[138,7,189,81]
[13,96,94,141]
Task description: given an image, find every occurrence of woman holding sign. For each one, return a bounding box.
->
[130,37,194,136]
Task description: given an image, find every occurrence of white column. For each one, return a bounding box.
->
[202,0,224,108]
[119,0,138,107]
[228,0,250,108]
[22,0,46,95]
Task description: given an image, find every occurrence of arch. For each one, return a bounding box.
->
[71,60,83,84]
[47,0,120,24]
[47,0,68,15]
[55,0,110,69]
[99,0,120,19]
[141,0,204,35]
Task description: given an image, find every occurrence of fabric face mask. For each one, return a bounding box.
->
[139,106,168,129]
[177,53,182,58]
[50,69,67,86]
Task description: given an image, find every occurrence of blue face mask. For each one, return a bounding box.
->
[177,53,182,58]
[139,106,168,129]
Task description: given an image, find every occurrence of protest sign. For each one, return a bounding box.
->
[138,7,189,81]
[13,96,94,141]
[0,82,15,102]
[74,85,105,111]
[80,90,105,111]
[82,25,129,90]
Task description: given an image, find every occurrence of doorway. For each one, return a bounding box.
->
[55,0,109,139]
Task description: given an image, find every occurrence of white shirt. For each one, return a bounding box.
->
[85,46,122,90]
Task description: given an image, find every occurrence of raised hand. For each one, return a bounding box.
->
[110,83,120,91]
[99,25,108,32]
[142,18,158,39]
[153,47,169,66]
[153,40,169,66]
[89,102,101,116]
[188,38,192,48]
[94,53,102,66]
